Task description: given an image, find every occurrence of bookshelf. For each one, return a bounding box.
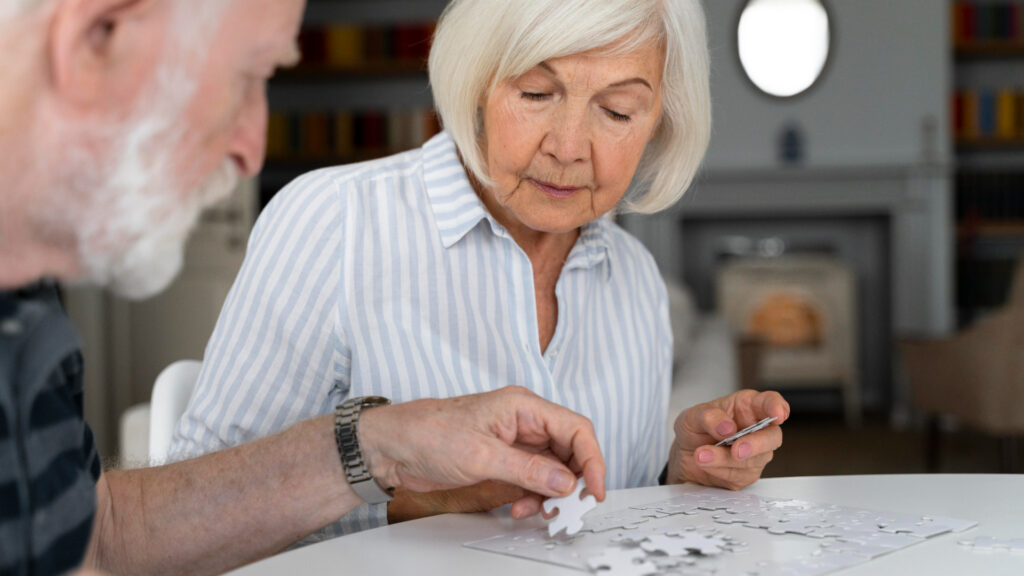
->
[951,1,1024,324]
[261,1,448,208]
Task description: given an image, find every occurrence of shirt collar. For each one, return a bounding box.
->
[421,131,612,276]
[422,131,490,249]
[565,218,613,279]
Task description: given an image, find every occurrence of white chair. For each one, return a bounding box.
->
[119,403,151,468]
[118,359,202,467]
[148,359,202,463]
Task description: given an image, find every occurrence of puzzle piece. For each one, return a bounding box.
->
[715,416,778,446]
[641,533,727,557]
[586,547,659,576]
[959,537,1024,553]
[877,517,952,538]
[543,477,597,537]
[582,508,656,533]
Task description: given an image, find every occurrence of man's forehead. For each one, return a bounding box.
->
[219,0,304,59]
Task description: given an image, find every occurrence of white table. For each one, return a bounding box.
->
[229,475,1024,575]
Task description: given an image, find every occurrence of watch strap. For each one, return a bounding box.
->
[334,396,394,504]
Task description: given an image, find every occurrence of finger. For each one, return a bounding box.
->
[730,424,783,461]
[695,439,777,469]
[518,395,607,501]
[700,459,771,491]
[510,493,545,519]
[696,403,737,444]
[750,390,791,424]
[489,441,580,498]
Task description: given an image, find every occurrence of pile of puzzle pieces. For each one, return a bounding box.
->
[466,486,979,576]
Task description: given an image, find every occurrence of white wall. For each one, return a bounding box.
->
[703,0,950,171]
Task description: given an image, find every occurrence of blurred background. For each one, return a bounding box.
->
[65,0,1024,475]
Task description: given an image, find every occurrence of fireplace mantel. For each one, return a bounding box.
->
[621,163,953,336]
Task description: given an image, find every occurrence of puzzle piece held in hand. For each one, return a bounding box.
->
[543,477,597,537]
[715,416,778,447]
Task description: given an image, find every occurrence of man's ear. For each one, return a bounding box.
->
[48,0,154,107]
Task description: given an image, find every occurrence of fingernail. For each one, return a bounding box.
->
[697,450,714,464]
[548,470,574,494]
[716,421,734,437]
[737,443,752,459]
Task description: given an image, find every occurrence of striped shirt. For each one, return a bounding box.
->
[170,131,672,536]
[0,283,101,576]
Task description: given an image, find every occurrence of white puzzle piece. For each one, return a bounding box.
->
[587,547,659,576]
[959,536,1024,553]
[641,533,727,556]
[582,508,660,533]
[715,416,778,446]
[543,477,598,537]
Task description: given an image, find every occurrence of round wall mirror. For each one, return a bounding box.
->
[737,0,832,98]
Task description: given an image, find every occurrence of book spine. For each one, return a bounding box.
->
[327,25,363,69]
[997,88,1017,139]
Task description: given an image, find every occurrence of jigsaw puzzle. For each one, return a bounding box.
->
[465,486,977,575]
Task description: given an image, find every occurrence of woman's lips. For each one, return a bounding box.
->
[529,179,583,199]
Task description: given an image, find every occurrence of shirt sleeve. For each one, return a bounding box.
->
[168,169,386,534]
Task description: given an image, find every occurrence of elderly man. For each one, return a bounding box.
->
[0,1,606,574]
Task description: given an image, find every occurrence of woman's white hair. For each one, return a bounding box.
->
[429,0,710,214]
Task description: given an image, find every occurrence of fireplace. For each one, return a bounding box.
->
[619,164,951,421]
[717,255,860,426]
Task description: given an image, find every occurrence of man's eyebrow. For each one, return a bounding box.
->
[537,61,653,92]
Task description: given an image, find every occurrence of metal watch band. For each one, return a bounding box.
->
[334,396,394,504]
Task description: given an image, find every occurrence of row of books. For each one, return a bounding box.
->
[952,2,1024,45]
[956,171,1024,221]
[266,109,441,161]
[296,23,435,70]
[952,88,1024,141]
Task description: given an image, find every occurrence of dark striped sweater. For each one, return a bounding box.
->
[0,283,100,576]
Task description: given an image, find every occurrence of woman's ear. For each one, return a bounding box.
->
[48,0,153,107]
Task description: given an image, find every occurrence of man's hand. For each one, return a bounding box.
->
[358,386,606,518]
[667,389,789,490]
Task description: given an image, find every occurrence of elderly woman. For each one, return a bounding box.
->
[171,0,788,535]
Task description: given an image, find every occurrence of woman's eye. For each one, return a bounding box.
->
[604,108,632,123]
[520,92,550,101]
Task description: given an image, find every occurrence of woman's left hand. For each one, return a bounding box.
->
[667,389,790,490]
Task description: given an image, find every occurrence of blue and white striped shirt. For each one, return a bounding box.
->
[170,131,672,536]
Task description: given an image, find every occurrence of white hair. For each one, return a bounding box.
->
[0,0,50,21]
[429,0,711,214]
[14,0,238,298]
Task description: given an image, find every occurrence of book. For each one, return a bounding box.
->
[326,25,363,68]
[997,88,1017,139]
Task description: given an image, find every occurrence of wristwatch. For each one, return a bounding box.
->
[334,395,395,504]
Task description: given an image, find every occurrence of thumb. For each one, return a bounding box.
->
[489,443,577,498]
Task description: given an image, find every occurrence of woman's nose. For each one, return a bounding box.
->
[540,104,591,165]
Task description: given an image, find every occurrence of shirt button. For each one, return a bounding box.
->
[1,319,22,335]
